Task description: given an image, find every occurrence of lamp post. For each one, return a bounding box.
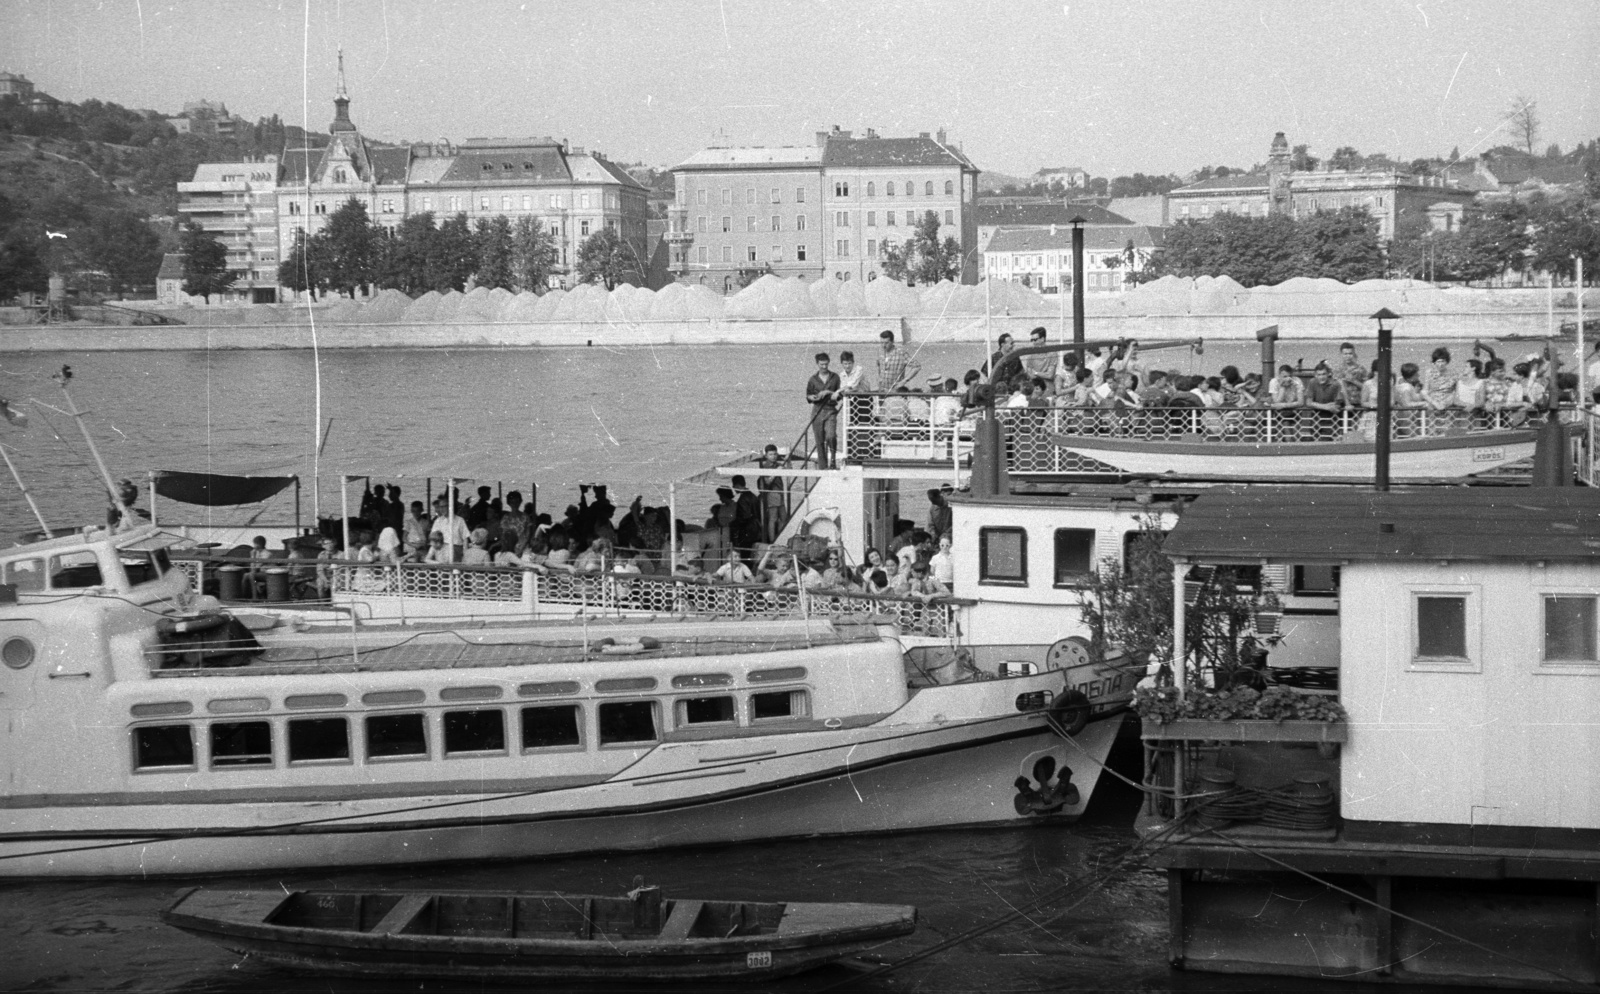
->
[1371,308,1399,492]
[1070,216,1086,347]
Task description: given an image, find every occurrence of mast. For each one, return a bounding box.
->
[54,366,132,527]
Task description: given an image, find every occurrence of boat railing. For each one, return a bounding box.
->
[999,406,1548,475]
[840,392,969,465]
[168,553,969,637]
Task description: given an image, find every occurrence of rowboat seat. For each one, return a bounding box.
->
[655,900,703,941]
[371,894,432,935]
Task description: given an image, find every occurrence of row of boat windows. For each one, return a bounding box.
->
[130,692,808,771]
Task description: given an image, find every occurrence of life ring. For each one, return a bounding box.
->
[1050,689,1091,736]
[158,612,229,637]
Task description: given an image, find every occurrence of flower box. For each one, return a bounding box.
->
[1140,718,1348,744]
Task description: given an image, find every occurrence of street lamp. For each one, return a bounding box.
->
[1371,308,1400,491]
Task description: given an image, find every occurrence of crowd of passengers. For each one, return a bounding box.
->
[265,479,956,604]
[869,327,1577,416]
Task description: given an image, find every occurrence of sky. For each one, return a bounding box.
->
[2,0,1596,179]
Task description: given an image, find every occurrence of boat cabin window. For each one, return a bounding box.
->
[4,557,46,592]
[1415,595,1468,660]
[366,713,429,759]
[443,709,506,754]
[1053,529,1095,586]
[287,717,351,763]
[1292,565,1340,597]
[751,690,808,721]
[210,721,272,768]
[132,725,194,770]
[520,705,582,750]
[598,701,657,745]
[49,552,103,589]
[979,527,1027,586]
[1543,596,1598,662]
[677,696,736,726]
[122,548,170,585]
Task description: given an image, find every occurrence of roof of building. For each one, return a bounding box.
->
[984,225,1163,254]
[277,146,322,185]
[1171,172,1270,195]
[673,146,823,170]
[369,147,411,185]
[437,142,571,185]
[822,135,975,170]
[156,253,185,280]
[1162,485,1600,563]
[976,202,1135,228]
[1105,195,1168,227]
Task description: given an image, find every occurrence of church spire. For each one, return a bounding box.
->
[330,46,354,133]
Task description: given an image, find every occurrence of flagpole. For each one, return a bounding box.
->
[0,443,51,536]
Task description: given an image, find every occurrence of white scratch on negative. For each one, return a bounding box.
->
[590,406,620,446]
[1416,3,1429,28]
[718,0,731,49]
[844,744,863,803]
[1441,51,1468,111]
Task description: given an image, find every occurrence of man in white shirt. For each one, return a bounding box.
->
[928,534,954,586]
[429,496,468,562]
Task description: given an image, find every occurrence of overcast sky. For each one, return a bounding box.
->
[3,0,1595,178]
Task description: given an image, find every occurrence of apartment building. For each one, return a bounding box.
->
[669,126,982,291]
[176,157,282,303]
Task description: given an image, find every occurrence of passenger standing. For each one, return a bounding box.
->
[805,352,842,470]
[499,491,531,555]
[756,445,786,542]
[403,501,430,554]
[876,329,921,391]
[730,474,762,559]
[1021,327,1059,382]
[1422,348,1457,411]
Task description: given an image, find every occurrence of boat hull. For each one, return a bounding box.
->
[163,888,917,981]
[1049,429,1537,479]
[0,712,1122,878]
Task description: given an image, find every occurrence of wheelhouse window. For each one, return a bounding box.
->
[1053,528,1095,586]
[521,705,582,750]
[598,701,657,745]
[1415,596,1467,659]
[210,721,272,768]
[443,709,506,754]
[288,717,350,763]
[1544,596,1598,662]
[979,527,1027,586]
[133,725,194,770]
[366,713,428,759]
[677,696,736,726]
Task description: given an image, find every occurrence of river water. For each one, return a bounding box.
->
[0,338,1487,992]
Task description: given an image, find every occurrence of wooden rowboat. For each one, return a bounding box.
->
[163,884,917,981]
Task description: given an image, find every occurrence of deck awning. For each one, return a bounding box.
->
[152,470,297,507]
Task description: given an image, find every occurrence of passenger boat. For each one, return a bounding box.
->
[162,884,916,981]
[0,518,1123,878]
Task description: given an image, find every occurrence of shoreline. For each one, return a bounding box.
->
[0,307,1583,352]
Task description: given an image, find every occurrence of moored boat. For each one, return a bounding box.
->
[162,884,916,981]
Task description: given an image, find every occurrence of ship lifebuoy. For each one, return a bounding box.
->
[158,612,229,637]
[1050,689,1091,736]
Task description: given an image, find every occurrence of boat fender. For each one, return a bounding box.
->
[597,637,617,647]
[637,636,661,650]
[158,612,229,637]
[1049,689,1091,736]
[599,643,647,655]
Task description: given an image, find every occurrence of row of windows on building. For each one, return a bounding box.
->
[1414,592,1600,666]
[128,689,810,772]
[1176,194,1387,219]
[688,179,956,207]
[694,209,953,235]
[692,233,927,265]
[285,192,624,216]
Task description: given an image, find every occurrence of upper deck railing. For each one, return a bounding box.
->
[838,391,1555,477]
[168,554,968,639]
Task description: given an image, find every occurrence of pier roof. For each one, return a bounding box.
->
[1164,486,1600,563]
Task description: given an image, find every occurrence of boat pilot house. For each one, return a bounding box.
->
[1152,485,1600,989]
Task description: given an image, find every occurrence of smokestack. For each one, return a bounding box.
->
[936,127,947,145]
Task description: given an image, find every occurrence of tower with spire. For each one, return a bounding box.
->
[330,47,355,134]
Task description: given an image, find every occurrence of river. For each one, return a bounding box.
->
[0,337,1494,992]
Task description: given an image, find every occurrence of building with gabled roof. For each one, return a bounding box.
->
[975,201,1137,251]
[982,224,1164,293]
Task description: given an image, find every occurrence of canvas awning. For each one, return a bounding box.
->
[152,470,298,507]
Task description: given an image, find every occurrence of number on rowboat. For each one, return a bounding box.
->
[747,951,773,969]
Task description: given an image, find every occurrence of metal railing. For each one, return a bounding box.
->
[169,553,967,638]
[1000,406,1544,475]
[840,393,968,464]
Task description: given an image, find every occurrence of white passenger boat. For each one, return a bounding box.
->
[0,522,1124,878]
